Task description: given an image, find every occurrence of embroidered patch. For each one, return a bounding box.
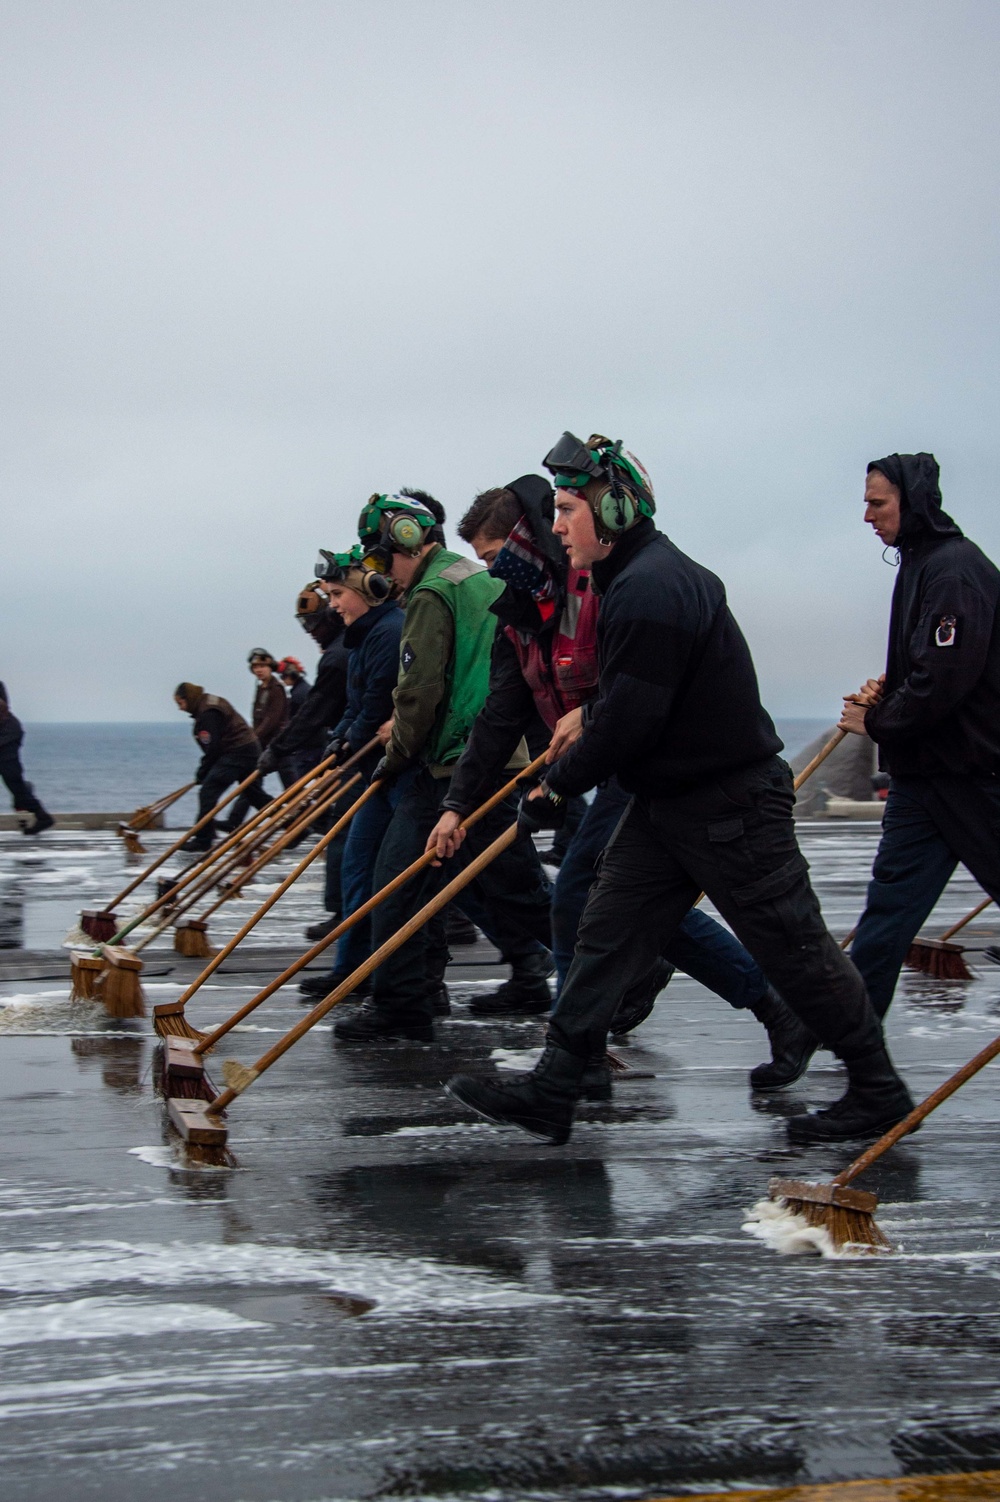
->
[196,729,212,744]
[401,642,416,672]
[934,614,960,648]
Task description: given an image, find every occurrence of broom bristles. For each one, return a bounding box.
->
[174,921,213,958]
[81,910,118,942]
[153,1007,206,1042]
[96,948,146,1018]
[122,831,147,856]
[905,937,973,981]
[779,1193,891,1253]
[153,1045,216,1101]
[69,952,103,1001]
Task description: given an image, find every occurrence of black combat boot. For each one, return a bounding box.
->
[580,1051,613,1102]
[305,914,341,942]
[746,985,820,1091]
[426,982,451,1017]
[788,1045,915,1143]
[467,949,555,1016]
[610,958,675,1037]
[447,1041,587,1144]
[333,999,434,1044]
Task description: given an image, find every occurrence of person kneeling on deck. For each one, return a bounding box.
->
[840,453,1000,1018]
[447,432,914,1144]
[174,682,271,852]
[427,471,817,1093]
[297,544,404,1001]
[333,492,552,1044]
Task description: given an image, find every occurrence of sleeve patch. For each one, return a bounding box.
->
[933,614,961,648]
[401,643,416,672]
[196,729,212,744]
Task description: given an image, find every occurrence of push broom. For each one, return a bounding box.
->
[762,1024,1000,1254]
[153,750,549,1055]
[118,782,195,856]
[904,896,992,980]
[164,813,530,1151]
[76,758,344,1014]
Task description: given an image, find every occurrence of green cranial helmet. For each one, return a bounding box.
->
[542,432,655,541]
[357,493,437,560]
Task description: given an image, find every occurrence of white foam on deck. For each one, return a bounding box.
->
[0,1296,264,1345]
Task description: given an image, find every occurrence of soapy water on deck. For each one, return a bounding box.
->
[0,1296,265,1345]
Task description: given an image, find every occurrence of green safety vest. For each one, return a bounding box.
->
[409,548,504,767]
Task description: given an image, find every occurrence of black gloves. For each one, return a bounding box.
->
[257,747,278,775]
[517,782,566,833]
[325,736,346,765]
[371,756,392,782]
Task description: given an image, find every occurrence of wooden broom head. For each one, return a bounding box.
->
[81,909,118,942]
[152,998,206,1041]
[120,829,147,856]
[769,1177,891,1254]
[174,919,213,957]
[905,937,973,981]
[69,951,104,1001]
[95,946,146,1018]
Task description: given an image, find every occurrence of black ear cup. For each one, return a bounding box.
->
[361,570,392,602]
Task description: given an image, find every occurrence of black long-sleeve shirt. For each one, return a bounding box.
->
[544,519,782,800]
[269,638,349,762]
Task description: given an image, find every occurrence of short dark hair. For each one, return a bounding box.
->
[458,487,523,545]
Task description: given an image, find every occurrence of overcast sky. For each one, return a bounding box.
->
[2,0,998,723]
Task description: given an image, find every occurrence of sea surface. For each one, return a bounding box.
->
[13,719,832,819]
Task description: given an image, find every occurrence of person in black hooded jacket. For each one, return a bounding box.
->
[839,453,1000,1018]
[0,683,54,835]
[448,431,914,1147]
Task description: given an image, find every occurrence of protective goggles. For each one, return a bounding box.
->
[314,546,363,583]
[542,431,605,490]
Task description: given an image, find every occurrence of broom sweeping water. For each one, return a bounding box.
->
[155,752,549,1069]
[903,896,991,980]
[758,1026,1000,1255]
[118,782,195,855]
[165,816,530,1150]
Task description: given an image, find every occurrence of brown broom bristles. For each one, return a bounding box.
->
[69,951,104,1001]
[904,938,973,981]
[153,1044,217,1102]
[81,909,118,942]
[174,920,214,958]
[769,1178,892,1254]
[152,999,206,1042]
[95,946,146,1018]
[122,831,147,856]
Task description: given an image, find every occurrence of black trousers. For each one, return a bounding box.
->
[0,751,47,818]
[851,774,1000,1018]
[548,756,883,1063]
[369,766,552,1021]
[198,751,271,827]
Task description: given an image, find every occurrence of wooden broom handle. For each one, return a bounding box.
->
[108,750,348,940]
[940,896,993,943]
[131,766,352,949]
[171,779,377,1006]
[835,1030,1000,1187]
[126,782,196,833]
[192,750,549,1055]
[207,820,521,1112]
[793,728,847,792]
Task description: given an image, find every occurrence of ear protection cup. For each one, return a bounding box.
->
[591,482,638,539]
[386,512,427,551]
[359,569,392,602]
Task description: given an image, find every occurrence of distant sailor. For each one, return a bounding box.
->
[448,431,914,1145]
[223,650,292,831]
[278,657,311,716]
[173,682,271,852]
[0,683,54,835]
[841,453,1000,1017]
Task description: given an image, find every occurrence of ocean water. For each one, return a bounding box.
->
[11,718,832,819]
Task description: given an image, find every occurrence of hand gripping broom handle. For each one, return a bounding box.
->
[128,765,355,952]
[171,778,378,1008]
[833,1029,1000,1189]
[207,819,522,1113]
[105,751,344,942]
[192,750,549,1056]
[126,782,196,833]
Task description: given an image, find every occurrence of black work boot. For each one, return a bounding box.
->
[305,914,341,942]
[447,1041,587,1144]
[181,829,214,854]
[788,1045,915,1143]
[426,982,451,1017]
[610,959,675,1037]
[333,999,434,1044]
[467,949,555,1016]
[746,985,820,1091]
[580,1051,613,1102]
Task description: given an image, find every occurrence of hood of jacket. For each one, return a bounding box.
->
[868,452,962,546]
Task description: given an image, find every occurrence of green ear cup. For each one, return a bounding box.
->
[595,484,638,536]
[387,513,427,551]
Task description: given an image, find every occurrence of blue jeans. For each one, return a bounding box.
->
[551,777,769,1007]
[851,775,1000,1018]
[331,769,414,981]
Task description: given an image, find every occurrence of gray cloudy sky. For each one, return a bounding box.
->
[2,0,998,722]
